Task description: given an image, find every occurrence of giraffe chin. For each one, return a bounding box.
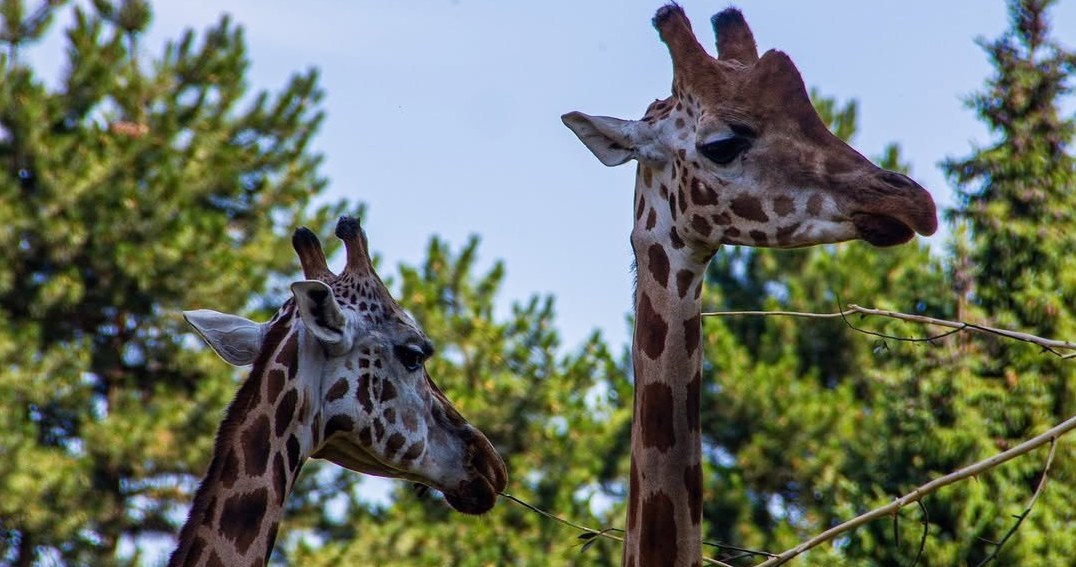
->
[442,476,499,515]
[852,213,916,247]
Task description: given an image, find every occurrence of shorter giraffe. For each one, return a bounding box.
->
[169,216,508,567]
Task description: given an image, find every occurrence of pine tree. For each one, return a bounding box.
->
[0,0,343,564]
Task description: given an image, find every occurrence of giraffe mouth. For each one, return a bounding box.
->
[441,433,508,515]
[852,213,917,247]
[442,476,499,514]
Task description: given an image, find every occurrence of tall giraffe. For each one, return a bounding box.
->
[168,216,508,566]
[563,5,936,567]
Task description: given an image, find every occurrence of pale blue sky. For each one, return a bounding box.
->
[33,1,1076,351]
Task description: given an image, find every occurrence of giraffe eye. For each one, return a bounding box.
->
[394,344,427,372]
[698,136,752,166]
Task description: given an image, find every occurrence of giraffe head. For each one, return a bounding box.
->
[563,5,936,258]
[184,216,507,515]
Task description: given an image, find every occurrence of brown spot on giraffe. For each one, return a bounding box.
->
[357,375,374,413]
[730,195,769,222]
[386,433,406,458]
[647,244,670,287]
[675,269,694,299]
[749,229,768,244]
[683,313,700,356]
[642,166,654,188]
[272,453,287,506]
[274,390,297,438]
[219,487,269,556]
[205,550,225,567]
[669,227,685,249]
[221,450,240,489]
[639,383,676,452]
[402,440,424,462]
[636,195,646,220]
[275,334,298,377]
[689,179,718,205]
[325,415,355,439]
[379,381,397,403]
[326,378,348,401]
[776,223,800,246]
[241,415,271,477]
[285,435,300,473]
[639,491,679,566]
[690,214,712,238]
[205,496,218,529]
[645,208,657,230]
[401,410,420,433]
[186,536,207,566]
[711,211,732,226]
[807,193,824,215]
[686,371,701,433]
[635,293,668,360]
[774,195,795,216]
[373,418,385,442]
[685,462,702,525]
[265,369,286,405]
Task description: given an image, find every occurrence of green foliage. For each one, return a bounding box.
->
[0,0,343,563]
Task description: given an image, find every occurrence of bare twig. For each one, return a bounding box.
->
[499,492,737,566]
[702,304,1076,357]
[909,500,929,567]
[974,436,1059,566]
[751,416,1076,566]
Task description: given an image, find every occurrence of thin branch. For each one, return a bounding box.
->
[752,415,1076,566]
[974,436,1059,566]
[498,492,745,566]
[909,500,929,567]
[703,304,1076,357]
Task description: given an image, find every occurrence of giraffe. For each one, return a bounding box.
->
[168,216,508,566]
[562,5,937,567]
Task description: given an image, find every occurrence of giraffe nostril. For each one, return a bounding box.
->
[877,170,916,190]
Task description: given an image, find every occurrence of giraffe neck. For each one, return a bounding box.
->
[623,170,709,567]
[170,314,320,567]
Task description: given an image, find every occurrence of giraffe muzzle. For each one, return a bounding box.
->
[442,428,507,514]
[852,171,938,246]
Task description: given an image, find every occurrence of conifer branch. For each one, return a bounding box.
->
[702,304,1076,357]
[750,416,1076,566]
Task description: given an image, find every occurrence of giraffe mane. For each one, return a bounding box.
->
[171,309,296,563]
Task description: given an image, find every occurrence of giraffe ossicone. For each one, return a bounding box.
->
[563,5,938,567]
[169,216,507,567]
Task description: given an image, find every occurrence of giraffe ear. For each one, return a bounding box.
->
[561,111,665,166]
[183,309,266,366]
[291,280,350,353]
